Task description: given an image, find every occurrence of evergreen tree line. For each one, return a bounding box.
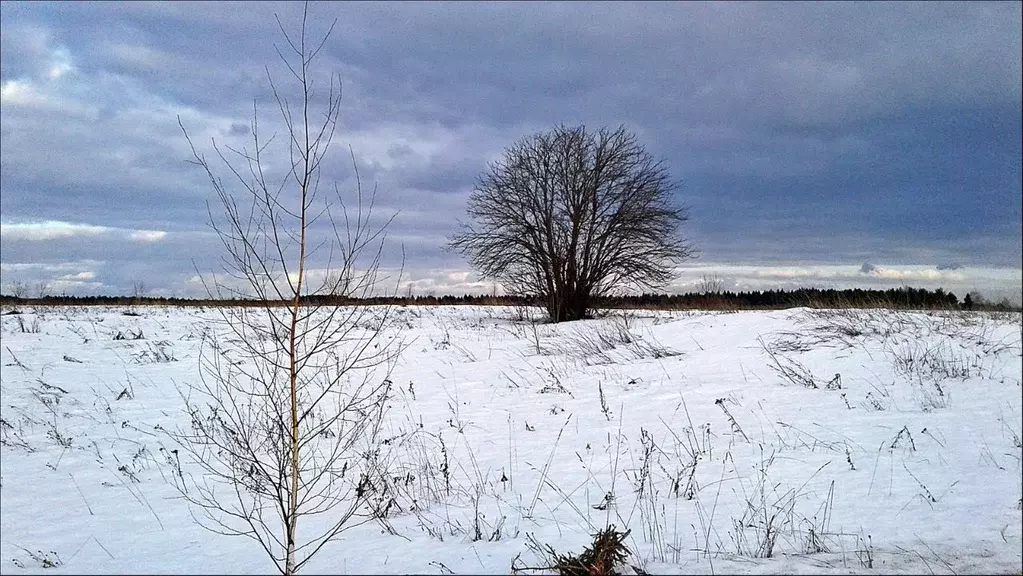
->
[1,286,1017,311]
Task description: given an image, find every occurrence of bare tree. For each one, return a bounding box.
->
[32,281,49,299]
[132,280,147,300]
[697,273,725,295]
[450,125,695,322]
[6,281,28,299]
[172,5,401,575]
[129,280,148,313]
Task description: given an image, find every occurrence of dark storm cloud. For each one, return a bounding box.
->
[1,1,1020,298]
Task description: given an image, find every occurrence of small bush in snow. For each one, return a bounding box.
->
[516,525,632,576]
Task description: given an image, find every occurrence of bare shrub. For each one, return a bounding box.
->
[15,315,41,334]
[728,452,833,559]
[130,342,177,364]
[887,340,979,382]
[12,548,62,570]
[170,6,402,574]
[556,316,679,365]
[515,525,632,576]
[759,337,822,389]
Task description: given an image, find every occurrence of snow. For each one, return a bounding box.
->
[1,305,1020,574]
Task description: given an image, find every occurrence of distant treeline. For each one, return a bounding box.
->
[0,286,1017,311]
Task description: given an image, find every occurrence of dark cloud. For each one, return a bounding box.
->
[1,1,1020,296]
[227,122,249,137]
[860,263,876,274]
[937,263,964,271]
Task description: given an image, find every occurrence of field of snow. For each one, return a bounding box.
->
[0,304,1020,575]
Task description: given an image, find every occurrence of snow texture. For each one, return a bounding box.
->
[0,305,1020,574]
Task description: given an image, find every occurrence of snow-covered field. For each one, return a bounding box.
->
[1,305,1020,575]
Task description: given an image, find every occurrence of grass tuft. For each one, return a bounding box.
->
[516,525,632,576]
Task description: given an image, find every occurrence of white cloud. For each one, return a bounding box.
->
[0,38,76,109]
[0,79,48,107]
[1,220,110,240]
[669,262,1021,304]
[398,268,494,297]
[870,267,964,282]
[1,220,168,243]
[48,278,104,293]
[58,271,97,281]
[106,43,170,72]
[445,271,471,284]
[130,230,168,243]
[46,47,74,80]
[672,263,976,285]
[0,260,105,274]
[1,260,105,296]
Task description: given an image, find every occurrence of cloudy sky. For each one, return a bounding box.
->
[2,1,1021,302]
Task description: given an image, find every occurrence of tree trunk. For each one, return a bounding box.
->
[548,289,589,322]
[285,534,296,575]
[566,291,589,321]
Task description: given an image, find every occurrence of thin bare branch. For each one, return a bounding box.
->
[170,4,404,575]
